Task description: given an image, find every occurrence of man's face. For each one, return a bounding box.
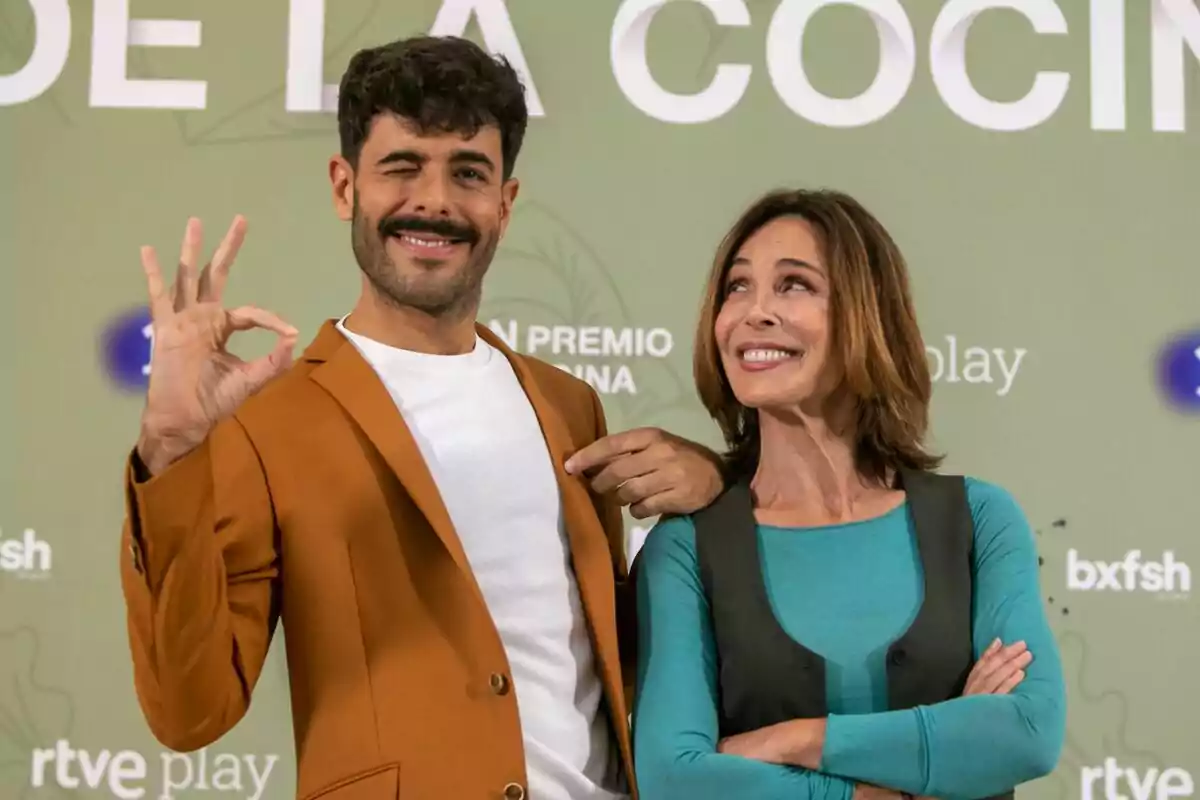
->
[331,114,519,318]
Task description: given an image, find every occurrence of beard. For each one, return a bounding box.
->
[350,196,499,319]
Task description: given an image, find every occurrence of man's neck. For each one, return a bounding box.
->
[344,293,479,355]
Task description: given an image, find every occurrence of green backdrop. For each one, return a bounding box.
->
[2,1,1198,798]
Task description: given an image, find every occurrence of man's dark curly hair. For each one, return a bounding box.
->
[337,36,528,180]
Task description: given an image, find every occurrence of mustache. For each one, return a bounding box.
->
[379,215,479,244]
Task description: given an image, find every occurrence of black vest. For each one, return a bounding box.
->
[693,469,1012,800]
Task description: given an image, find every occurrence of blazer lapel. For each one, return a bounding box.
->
[483,329,635,792]
[478,328,626,712]
[303,320,624,715]
[303,319,632,788]
[304,321,479,591]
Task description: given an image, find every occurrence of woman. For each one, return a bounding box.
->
[631,189,1066,800]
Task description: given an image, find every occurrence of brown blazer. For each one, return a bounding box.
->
[119,320,638,800]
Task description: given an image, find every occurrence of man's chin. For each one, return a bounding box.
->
[373,283,467,316]
[370,268,479,316]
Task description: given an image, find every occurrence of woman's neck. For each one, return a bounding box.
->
[750,407,890,524]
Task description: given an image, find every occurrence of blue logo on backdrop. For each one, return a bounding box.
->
[1158,330,1200,412]
[101,307,153,391]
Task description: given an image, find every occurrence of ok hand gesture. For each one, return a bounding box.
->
[136,216,298,475]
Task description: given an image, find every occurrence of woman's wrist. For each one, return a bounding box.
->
[853,784,910,800]
[781,717,827,768]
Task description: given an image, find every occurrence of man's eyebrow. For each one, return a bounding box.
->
[449,150,496,172]
[376,150,425,167]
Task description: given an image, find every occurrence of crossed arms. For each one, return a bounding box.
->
[630,483,1066,800]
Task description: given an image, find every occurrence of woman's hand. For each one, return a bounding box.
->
[963,638,1033,695]
[717,718,825,767]
[853,783,939,800]
[853,784,905,800]
[854,784,942,800]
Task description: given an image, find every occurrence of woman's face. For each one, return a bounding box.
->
[714,215,835,412]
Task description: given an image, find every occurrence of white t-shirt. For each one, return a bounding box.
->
[337,318,625,800]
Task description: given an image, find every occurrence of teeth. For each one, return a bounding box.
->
[742,349,794,362]
[399,234,453,249]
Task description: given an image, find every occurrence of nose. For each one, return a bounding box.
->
[408,171,453,217]
[745,290,780,328]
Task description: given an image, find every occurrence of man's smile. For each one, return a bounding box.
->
[390,231,466,259]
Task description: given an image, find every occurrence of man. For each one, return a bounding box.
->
[120,35,724,800]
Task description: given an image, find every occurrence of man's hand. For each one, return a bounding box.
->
[716,718,825,767]
[564,427,725,518]
[963,639,1032,696]
[137,216,298,475]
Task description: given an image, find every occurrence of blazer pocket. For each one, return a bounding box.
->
[300,763,401,800]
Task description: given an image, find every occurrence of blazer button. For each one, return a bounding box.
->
[489,673,510,695]
[887,648,907,666]
[503,782,525,800]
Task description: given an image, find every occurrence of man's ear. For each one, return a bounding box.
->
[498,177,520,238]
[329,155,355,221]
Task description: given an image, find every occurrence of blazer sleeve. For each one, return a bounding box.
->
[583,386,637,710]
[120,417,280,752]
[818,479,1066,798]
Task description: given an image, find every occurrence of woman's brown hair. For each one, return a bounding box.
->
[693,188,943,484]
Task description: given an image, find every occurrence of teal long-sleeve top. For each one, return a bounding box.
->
[631,478,1066,800]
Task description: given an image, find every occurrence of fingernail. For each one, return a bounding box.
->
[564,458,576,474]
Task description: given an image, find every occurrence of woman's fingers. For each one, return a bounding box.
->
[993,668,1027,695]
[964,640,1032,695]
